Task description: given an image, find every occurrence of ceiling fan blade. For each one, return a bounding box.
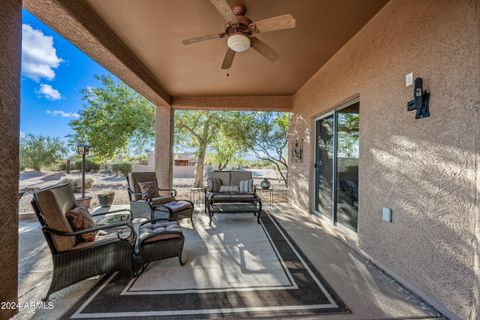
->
[221,48,236,70]
[209,0,239,26]
[251,38,278,62]
[182,33,224,45]
[250,14,296,33]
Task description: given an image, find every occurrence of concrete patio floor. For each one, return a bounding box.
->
[14,204,443,319]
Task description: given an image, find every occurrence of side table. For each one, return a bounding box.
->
[257,188,273,213]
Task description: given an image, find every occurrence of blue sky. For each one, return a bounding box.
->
[21,9,115,140]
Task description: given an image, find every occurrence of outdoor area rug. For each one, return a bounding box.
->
[63,212,349,319]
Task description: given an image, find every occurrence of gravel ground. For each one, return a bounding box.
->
[19,170,288,214]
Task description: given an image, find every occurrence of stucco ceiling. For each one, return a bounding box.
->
[83,0,388,97]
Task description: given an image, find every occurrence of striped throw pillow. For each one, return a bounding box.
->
[207,178,222,192]
[239,179,253,193]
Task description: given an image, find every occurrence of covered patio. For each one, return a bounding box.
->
[1,0,479,319]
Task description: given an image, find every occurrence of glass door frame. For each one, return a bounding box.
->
[313,110,338,224]
[312,98,359,231]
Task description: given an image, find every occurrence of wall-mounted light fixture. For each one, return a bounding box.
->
[407,77,430,119]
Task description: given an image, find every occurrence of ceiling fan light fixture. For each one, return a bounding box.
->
[227,34,250,52]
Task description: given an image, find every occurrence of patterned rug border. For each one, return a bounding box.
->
[61,212,350,319]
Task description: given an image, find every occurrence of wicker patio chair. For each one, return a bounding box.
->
[31,183,136,301]
[127,172,194,224]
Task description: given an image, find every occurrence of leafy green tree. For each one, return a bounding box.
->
[20,134,67,171]
[210,129,246,170]
[175,110,223,187]
[337,112,359,158]
[223,112,289,186]
[70,75,155,162]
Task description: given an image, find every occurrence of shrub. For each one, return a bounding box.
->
[20,134,67,171]
[61,177,95,193]
[111,162,132,177]
[73,159,100,172]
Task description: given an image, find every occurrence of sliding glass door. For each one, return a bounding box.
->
[314,102,360,232]
[314,114,334,218]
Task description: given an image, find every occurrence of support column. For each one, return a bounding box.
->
[0,0,21,318]
[154,105,174,190]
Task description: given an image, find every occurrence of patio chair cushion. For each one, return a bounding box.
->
[34,183,78,252]
[239,179,253,193]
[66,204,97,242]
[150,196,176,206]
[138,180,159,200]
[139,221,182,244]
[207,178,222,192]
[154,200,192,213]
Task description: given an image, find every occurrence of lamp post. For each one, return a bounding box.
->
[76,144,90,199]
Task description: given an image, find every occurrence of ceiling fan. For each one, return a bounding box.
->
[182,0,296,70]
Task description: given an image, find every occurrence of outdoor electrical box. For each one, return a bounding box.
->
[382,208,392,222]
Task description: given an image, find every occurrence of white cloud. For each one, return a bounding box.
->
[36,84,62,100]
[46,110,80,119]
[20,131,26,139]
[22,24,62,81]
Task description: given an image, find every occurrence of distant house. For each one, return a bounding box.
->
[174,153,197,167]
[133,152,198,178]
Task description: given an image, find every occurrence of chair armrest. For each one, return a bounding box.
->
[158,188,177,197]
[91,208,133,221]
[127,187,147,200]
[43,221,135,241]
[138,217,176,227]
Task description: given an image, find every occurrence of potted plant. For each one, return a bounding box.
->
[260,178,271,189]
[97,190,115,207]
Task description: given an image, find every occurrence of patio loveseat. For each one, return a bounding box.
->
[205,170,262,225]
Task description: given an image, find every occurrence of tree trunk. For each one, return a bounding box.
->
[194,143,207,187]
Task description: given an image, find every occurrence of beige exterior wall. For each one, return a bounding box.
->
[287,0,480,318]
[0,0,21,318]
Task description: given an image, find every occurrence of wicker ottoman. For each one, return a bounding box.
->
[138,220,185,270]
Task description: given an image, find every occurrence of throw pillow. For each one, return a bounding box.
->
[239,179,253,193]
[66,205,97,242]
[138,180,159,200]
[219,185,240,193]
[207,178,222,192]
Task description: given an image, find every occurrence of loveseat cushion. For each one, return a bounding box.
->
[208,171,231,186]
[219,185,240,193]
[230,171,253,186]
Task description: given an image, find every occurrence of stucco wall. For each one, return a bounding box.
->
[0,0,21,319]
[288,0,480,318]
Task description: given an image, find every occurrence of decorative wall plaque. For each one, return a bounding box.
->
[291,138,303,162]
